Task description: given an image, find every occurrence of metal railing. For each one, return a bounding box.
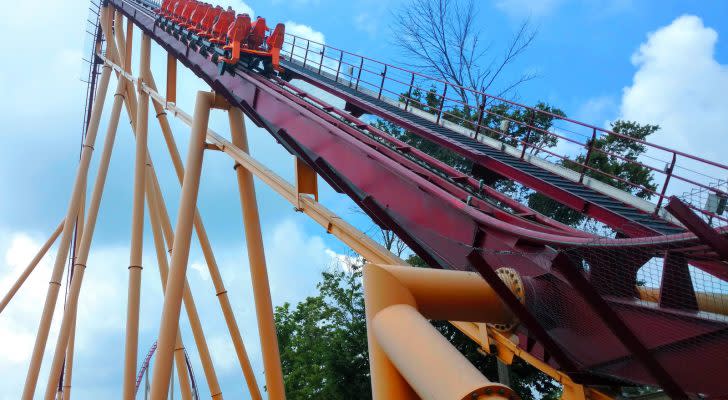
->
[280,33,728,225]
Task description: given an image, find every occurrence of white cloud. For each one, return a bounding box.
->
[0,233,58,364]
[284,21,325,44]
[281,21,336,75]
[324,249,361,274]
[494,0,565,18]
[619,15,728,193]
[217,0,254,17]
[576,95,617,126]
[272,0,320,6]
[354,12,377,37]
[0,218,351,396]
[266,218,348,304]
[0,0,86,119]
[190,260,211,282]
[0,231,137,398]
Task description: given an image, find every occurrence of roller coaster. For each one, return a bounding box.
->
[1,0,727,398]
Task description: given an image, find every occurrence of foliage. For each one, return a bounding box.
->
[389,87,662,230]
[274,266,370,399]
[568,120,659,199]
[529,120,661,227]
[275,259,561,400]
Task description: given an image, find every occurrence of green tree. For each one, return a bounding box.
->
[274,257,562,399]
[374,118,473,173]
[274,266,371,399]
[567,120,658,198]
[528,120,660,227]
[385,88,568,179]
[480,102,565,157]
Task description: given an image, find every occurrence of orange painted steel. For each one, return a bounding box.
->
[61,189,86,400]
[121,31,150,400]
[21,64,112,400]
[374,304,513,400]
[147,181,195,400]
[104,10,223,398]
[638,287,728,316]
[148,91,213,400]
[104,17,255,395]
[145,68,261,399]
[166,52,176,103]
[230,103,287,400]
[0,221,63,314]
[364,263,516,400]
[42,73,127,400]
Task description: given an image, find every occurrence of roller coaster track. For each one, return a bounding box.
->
[135,341,200,399]
[105,0,728,397]
[8,0,719,397]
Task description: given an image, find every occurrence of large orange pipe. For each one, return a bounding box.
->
[377,264,514,322]
[122,31,151,400]
[230,104,286,399]
[364,263,516,400]
[638,287,728,316]
[373,304,512,400]
[148,91,211,400]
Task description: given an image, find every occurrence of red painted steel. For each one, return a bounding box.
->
[281,33,728,225]
[111,0,728,396]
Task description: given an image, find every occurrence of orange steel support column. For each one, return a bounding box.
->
[121,32,151,400]
[149,91,212,400]
[123,78,222,399]
[147,181,194,400]
[101,18,224,397]
[374,305,511,400]
[229,107,286,400]
[113,10,139,126]
[167,53,177,103]
[124,18,133,72]
[148,74,260,399]
[0,221,63,313]
[148,172,224,399]
[60,310,78,399]
[114,11,128,72]
[61,195,85,400]
[42,66,129,400]
[21,64,112,400]
[135,83,610,399]
[364,264,515,400]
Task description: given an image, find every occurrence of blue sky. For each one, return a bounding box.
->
[0,0,726,398]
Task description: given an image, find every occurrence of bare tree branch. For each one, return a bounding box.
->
[392,0,537,105]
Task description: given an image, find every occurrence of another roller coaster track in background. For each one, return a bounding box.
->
[2,0,727,398]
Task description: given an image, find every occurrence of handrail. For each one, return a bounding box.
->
[282,34,728,171]
[281,33,728,225]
